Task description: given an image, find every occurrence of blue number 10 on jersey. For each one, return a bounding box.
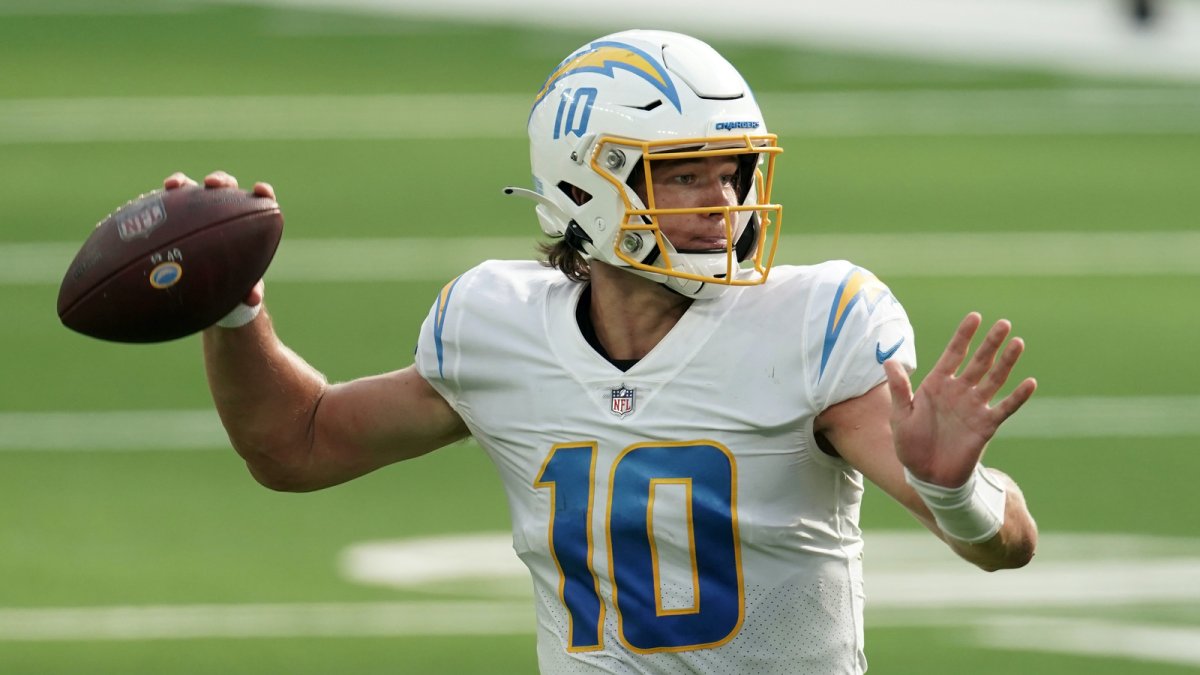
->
[535,440,744,654]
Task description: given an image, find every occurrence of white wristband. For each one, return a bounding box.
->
[216,302,262,329]
[905,464,1007,544]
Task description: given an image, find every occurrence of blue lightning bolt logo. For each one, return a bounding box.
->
[531,41,681,116]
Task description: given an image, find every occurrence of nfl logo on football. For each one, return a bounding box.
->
[610,385,636,418]
[116,197,167,241]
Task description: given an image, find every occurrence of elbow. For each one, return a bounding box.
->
[1000,535,1038,571]
[976,487,1039,572]
[232,437,322,493]
[977,549,1034,573]
[246,462,321,493]
[975,530,1038,573]
[1000,513,1040,570]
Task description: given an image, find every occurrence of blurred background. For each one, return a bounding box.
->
[2,0,1198,672]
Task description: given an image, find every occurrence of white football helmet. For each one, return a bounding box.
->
[508,29,783,299]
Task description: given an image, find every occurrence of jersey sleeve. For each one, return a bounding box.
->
[413,260,554,415]
[803,261,917,412]
[414,269,474,410]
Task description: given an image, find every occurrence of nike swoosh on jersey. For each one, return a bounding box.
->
[876,337,905,363]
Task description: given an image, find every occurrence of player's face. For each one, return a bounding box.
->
[636,156,741,252]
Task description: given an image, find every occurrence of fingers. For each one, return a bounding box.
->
[931,311,1033,403]
[929,312,982,378]
[976,335,1023,401]
[163,171,275,199]
[164,170,235,190]
[203,170,239,189]
[959,319,1012,385]
[163,171,198,190]
[955,317,1034,419]
[252,181,276,200]
[992,376,1038,421]
[883,359,914,417]
[245,280,265,307]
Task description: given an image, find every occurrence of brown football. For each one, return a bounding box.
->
[57,185,284,343]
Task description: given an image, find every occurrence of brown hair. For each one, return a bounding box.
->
[538,180,597,282]
[539,238,590,282]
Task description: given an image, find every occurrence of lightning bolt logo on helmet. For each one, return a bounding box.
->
[531,41,682,116]
[513,30,784,301]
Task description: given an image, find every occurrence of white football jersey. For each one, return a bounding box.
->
[414,260,916,675]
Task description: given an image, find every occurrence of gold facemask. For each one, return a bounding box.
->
[590,133,783,288]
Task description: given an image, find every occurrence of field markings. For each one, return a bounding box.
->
[1001,395,1200,439]
[1,531,1198,668]
[341,532,1200,607]
[8,0,1200,83]
[0,601,534,641]
[2,88,1200,145]
[342,532,1200,604]
[237,0,1200,83]
[978,617,1200,668]
[4,231,1200,287]
[1,396,1197,451]
[0,410,229,451]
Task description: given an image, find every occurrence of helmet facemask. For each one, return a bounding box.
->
[590,134,782,299]
[513,29,785,299]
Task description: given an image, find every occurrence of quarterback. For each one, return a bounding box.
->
[172,30,1037,674]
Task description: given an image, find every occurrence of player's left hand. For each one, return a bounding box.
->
[883,312,1037,488]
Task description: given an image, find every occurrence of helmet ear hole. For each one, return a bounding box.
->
[558,182,592,206]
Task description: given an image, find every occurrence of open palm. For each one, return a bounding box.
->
[883,312,1038,488]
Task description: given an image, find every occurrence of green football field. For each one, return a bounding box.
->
[2,2,1199,673]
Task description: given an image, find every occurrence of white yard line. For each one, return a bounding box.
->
[7,0,1200,83]
[1001,395,1200,439]
[0,1,190,15]
[0,410,228,451]
[0,601,534,641]
[2,531,1199,670]
[3,603,1197,660]
[5,231,1200,287]
[217,0,1200,82]
[2,88,1200,145]
[341,532,1200,606]
[978,617,1200,668]
[0,396,1197,451]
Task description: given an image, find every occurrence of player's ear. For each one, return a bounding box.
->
[566,184,591,206]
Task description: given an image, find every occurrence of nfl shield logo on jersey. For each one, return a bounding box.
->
[610,384,636,418]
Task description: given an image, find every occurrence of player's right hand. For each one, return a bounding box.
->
[164,170,275,201]
[162,170,273,312]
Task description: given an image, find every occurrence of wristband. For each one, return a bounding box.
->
[216,302,262,329]
[904,464,1007,544]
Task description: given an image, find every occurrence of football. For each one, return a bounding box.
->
[57,185,284,343]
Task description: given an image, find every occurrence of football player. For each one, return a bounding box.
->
[169,29,1038,674]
